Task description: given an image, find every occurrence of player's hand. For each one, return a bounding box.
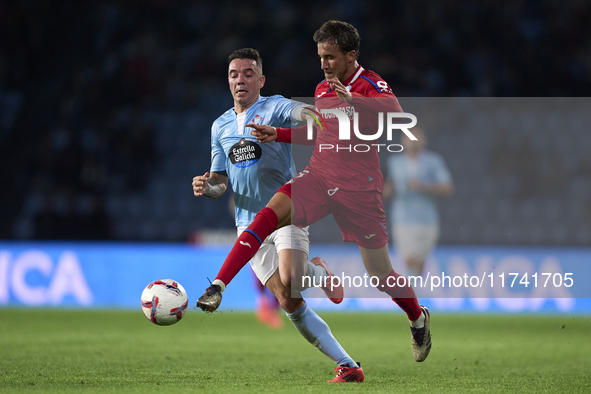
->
[327,78,352,102]
[192,172,210,197]
[247,123,277,143]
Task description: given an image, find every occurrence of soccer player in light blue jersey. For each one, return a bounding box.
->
[192,48,361,382]
[384,127,454,278]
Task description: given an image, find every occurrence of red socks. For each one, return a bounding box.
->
[378,269,422,321]
[215,206,422,323]
[215,207,279,286]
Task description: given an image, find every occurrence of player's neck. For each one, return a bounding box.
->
[234,95,260,114]
[340,62,360,83]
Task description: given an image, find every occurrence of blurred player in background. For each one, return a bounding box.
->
[192,48,362,382]
[197,21,432,381]
[384,128,454,278]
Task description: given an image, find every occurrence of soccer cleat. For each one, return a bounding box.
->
[256,296,284,329]
[411,305,432,362]
[196,284,223,312]
[311,257,344,304]
[328,362,364,383]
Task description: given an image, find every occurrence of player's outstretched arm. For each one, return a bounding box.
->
[249,123,316,145]
[247,123,277,143]
[293,105,320,122]
[192,171,228,199]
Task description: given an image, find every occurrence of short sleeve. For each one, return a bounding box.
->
[272,95,307,126]
[359,75,395,97]
[210,124,225,173]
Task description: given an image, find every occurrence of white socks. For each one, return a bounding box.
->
[410,311,425,329]
[300,261,328,290]
[212,279,226,292]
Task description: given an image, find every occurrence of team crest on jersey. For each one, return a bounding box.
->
[229,138,262,168]
[251,114,263,125]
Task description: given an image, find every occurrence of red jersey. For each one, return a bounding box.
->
[309,65,403,192]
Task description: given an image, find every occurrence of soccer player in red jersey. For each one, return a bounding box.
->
[198,21,432,374]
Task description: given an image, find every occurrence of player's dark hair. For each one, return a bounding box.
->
[228,48,263,74]
[313,20,361,59]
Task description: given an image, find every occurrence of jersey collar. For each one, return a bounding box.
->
[233,95,263,115]
[327,65,364,93]
[342,65,364,87]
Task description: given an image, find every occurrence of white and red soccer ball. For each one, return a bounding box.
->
[141,279,188,326]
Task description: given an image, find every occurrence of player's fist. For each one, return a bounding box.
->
[247,123,277,143]
[327,78,352,102]
[192,172,210,197]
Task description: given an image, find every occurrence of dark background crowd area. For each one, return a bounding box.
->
[0,0,590,244]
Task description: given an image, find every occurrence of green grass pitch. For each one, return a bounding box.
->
[0,309,589,393]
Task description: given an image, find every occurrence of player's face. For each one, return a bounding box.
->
[317,42,356,81]
[228,58,265,110]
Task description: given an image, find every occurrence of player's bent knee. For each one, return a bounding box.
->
[280,275,293,290]
[289,277,308,293]
[277,292,303,314]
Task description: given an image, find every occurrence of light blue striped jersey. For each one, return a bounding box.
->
[210,95,303,226]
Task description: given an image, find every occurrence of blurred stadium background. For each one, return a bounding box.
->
[1,1,590,312]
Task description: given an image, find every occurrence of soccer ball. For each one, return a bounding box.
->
[141,279,188,326]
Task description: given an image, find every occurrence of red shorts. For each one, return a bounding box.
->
[277,168,388,249]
